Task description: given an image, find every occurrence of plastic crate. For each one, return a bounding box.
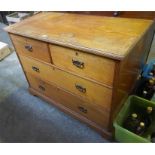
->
[113,95,155,143]
[142,60,155,79]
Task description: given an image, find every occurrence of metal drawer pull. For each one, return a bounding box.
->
[75,84,86,93]
[25,45,33,51]
[78,106,87,113]
[72,59,84,69]
[38,85,45,91]
[32,66,40,72]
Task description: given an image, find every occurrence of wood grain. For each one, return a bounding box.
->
[68,11,155,19]
[10,34,51,63]
[50,44,115,86]
[20,55,112,112]
[5,12,154,60]
[27,73,110,129]
[109,23,155,130]
[7,12,155,137]
[29,87,112,139]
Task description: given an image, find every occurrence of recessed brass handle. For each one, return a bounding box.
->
[75,84,86,93]
[25,45,33,51]
[72,59,84,69]
[38,85,45,91]
[32,66,40,73]
[78,106,87,113]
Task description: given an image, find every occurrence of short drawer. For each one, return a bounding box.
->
[10,34,51,63]
[20,55,112,111]
[49,44,115,86]
[26,73,110,129]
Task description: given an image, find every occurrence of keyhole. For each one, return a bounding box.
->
[75,52,78,56]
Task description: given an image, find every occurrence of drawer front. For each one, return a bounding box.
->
[50,44,115,86]
[10,34,51,63]
[20,56,112,111]
[26,73,110,128]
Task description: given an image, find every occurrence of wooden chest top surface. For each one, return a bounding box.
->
[5,12,154,60]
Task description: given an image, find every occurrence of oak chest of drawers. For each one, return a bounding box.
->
[5,12,155,139]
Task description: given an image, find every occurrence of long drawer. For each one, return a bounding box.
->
[49,44,115,86]
[10,34,51,63]
[26,73,110,128]
[20,55,112,112]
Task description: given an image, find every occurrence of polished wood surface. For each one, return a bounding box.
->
[10,34,51,63]
[117,12,155,19]
[110,23,155,128]
[6,12,155,138]
[5,12,154,60]
[29,87,112,139]
[68,12,155,20]
[50,44,115,86]
[27,73,110,129]
[20,55,112,111]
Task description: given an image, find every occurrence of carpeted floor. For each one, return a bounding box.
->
[0,23,108,143]
[1,20,155,143]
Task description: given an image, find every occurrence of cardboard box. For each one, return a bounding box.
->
[6,12,30,24]
[0,42,11,60]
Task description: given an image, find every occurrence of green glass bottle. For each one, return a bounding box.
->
[142,106,153,128]
[123,113,140,133]
[142,79,155,100]
[136,122,145,135]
